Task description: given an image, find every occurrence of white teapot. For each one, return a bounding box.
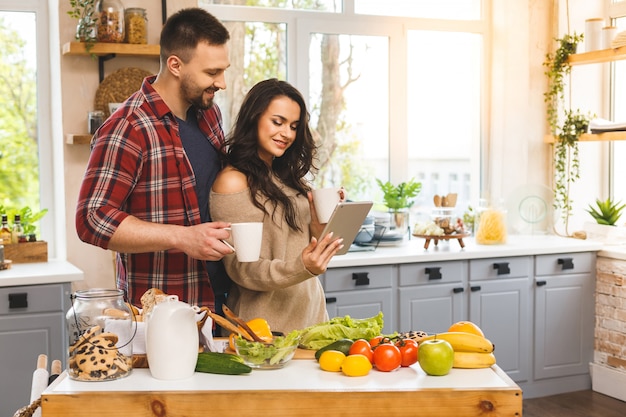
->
[145,295,201,380]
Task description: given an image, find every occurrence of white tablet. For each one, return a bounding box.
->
[318,201,373,255]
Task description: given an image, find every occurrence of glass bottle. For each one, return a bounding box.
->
[11,214,24,244]
[474,200,507,245]
[0,214,11,245]
[95,0,125,43]
[125,8,147,44]
[66,288,134,381]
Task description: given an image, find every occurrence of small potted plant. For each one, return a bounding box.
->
[376,178,422,232]
[583,197,626,241]
[68,0,97,48]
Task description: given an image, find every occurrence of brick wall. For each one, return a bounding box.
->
[595,257,626,370]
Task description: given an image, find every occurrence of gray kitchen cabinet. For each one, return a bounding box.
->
[533,252,595,381]
[0,282,71,417]
[322,265,395,334]
[397,260,468,333]
[468,256,532,383]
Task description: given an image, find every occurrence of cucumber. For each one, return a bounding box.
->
[195,351,252,375]
[314,338,354,361]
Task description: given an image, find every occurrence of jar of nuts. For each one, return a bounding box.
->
[125,8,147,44]
[95,0,125,43]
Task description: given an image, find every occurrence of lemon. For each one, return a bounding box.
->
[319,350,346,372]
[341,354,372,377]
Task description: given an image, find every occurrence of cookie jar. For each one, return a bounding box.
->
[66,288,135,381]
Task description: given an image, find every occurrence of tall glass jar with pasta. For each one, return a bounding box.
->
[474,200,507,245]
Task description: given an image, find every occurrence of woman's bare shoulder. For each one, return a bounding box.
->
[212,166,249,193]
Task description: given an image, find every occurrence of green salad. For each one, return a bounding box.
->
[234,330,300,366]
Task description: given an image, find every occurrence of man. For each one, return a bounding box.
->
[76,8,234,314]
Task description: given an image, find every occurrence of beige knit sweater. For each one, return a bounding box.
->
[209,180,329,333]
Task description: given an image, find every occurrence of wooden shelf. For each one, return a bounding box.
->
[544,131,626,143]
[66,134,92,145]
[62,42,160,57]
[567,45,626,65]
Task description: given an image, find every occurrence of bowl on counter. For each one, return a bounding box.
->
[234,334,300,369]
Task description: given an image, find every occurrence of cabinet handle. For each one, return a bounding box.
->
[536,280,547,287]
[325,297,337,304]
[557,258,574,270]
[453,287,464,293]
[493,262,511,275]
[470,285,481,292]
[352,272,370,286]
[8,292,28,309]
[425,267,442,280]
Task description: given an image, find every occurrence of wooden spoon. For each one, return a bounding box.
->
[433,195,442,207]
[222,305,268,343]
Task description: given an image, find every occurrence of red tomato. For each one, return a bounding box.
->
[373,343,402,372]
[395,339,419,367]
[369,336,392,348]
[349,339,374,364]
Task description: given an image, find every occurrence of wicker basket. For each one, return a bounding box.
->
[94,67,152,117]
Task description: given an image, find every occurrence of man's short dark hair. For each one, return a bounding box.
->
[160,8,230,63]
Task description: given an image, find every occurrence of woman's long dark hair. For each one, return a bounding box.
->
[222,79,317,231]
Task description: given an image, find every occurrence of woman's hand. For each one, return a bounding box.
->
[307,191,326,239]
[301,232,344,276]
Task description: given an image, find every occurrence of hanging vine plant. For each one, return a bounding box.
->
[543,32,591,236]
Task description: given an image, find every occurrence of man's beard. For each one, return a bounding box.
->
[181,76,215,110]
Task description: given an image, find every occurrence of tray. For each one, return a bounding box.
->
[412,233,470,250]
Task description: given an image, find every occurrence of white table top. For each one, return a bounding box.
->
[45,360,514,394]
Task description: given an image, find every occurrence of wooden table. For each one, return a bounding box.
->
[41,358,522,417]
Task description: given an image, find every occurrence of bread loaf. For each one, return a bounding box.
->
[140,288,167,316]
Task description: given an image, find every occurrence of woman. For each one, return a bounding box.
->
[210,79,343,333]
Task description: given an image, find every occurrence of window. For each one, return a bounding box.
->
[0,0,55,254]
[203,1,485,217]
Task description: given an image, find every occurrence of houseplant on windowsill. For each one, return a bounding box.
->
[376,178,422,233]
[583,197,626,242]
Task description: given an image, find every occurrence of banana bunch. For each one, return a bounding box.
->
[420,332,496,369]
[453,351,496,369]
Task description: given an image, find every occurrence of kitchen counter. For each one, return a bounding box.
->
[0,259,83,287]
[331,234,603,268]
[41,360,521,416]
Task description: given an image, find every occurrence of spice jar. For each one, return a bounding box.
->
[125,8,147,44]
[96,0,125,43]
[88,110,105,134]
[66,288,134,381]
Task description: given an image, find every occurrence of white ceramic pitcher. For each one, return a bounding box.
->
[145,295,201,380]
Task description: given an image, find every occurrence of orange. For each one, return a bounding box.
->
[448,321,485,337]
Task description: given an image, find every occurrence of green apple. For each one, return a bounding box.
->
[418,339,454,376]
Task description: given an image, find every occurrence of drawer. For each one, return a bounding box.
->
[0,283,68,315]
[469,256,531,280]
[323,265,393,292]
[398,261,467,286]
[535,252,594,276]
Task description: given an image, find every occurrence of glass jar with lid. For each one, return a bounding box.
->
[66,288,135,381]
[95,0,125,43]
[125,8,148,44]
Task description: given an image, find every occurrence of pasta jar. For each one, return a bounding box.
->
[66,288,134,381]
[96,0,125,43]
[474,205,507,245]
[125,8,147,44]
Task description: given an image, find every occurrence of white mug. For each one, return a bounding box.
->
[227,222,263,262]
[313,187,346,223]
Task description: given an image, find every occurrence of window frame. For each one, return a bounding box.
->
[208,1,488,197]
[0,0,61,259]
